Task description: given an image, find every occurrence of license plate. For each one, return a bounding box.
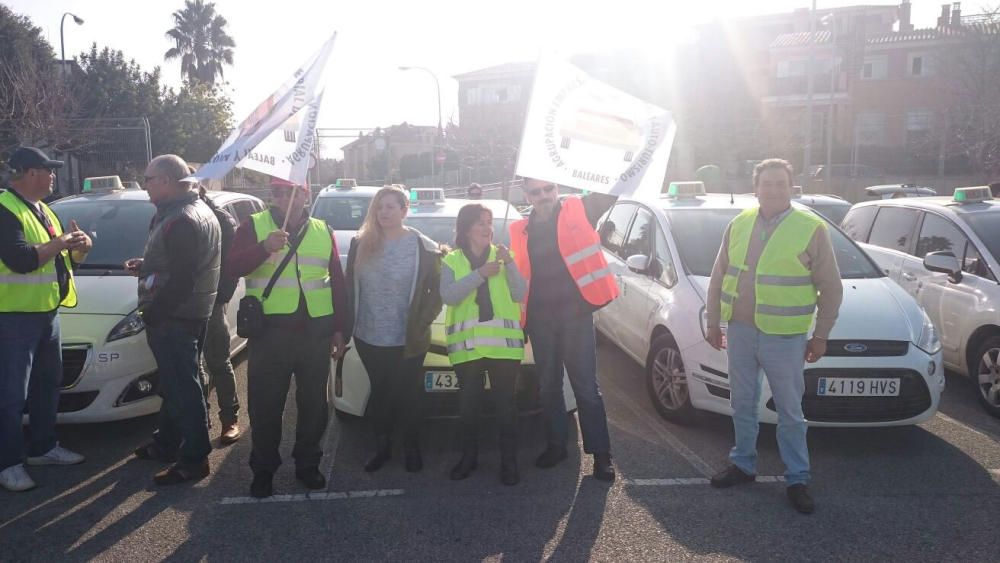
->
[423,371,491,392]
[817,378,900,397]
[425,371,459,392]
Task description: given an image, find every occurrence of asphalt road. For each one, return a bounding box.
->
[2,339,999,562]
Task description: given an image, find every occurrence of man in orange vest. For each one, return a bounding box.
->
[510,178,619,481]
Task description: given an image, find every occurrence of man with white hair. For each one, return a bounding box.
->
[125,154,221,486]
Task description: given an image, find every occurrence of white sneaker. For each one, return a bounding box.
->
[26,444,85,466]
[0,464,37,492]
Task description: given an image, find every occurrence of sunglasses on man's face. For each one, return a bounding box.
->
[526,184,557,197]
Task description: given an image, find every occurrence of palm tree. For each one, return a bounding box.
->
[164,0,235,85]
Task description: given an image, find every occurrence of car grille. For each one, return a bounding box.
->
[823,340,909,357]
[23,391,98,414]
[423,366,541,418]
[766,368,931,423]
[61,346,90,389]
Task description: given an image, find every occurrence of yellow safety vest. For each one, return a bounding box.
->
[443,246,525,364]
[0,190,77,312]
[721,207,823,335]
[245,210,334,317]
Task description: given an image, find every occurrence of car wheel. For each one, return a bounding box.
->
[972,335,1000,418]
[645,334,696,425]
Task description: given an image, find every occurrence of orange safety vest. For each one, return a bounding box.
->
[509,196,619,324]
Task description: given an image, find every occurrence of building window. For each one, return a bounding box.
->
[907,53,932,77]
[861,55,888,80]
[855,112,887,146]
[777,58,807,78]
[466,88,479,106]
[905,109,935,146]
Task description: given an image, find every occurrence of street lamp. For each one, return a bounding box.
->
[399,65,443,186]
[60,12,85,64]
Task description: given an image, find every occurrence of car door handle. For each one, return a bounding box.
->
[902,272,917,281]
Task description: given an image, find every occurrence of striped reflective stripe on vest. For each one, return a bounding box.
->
[246,277,330,291]
[720,292,734,305]
[447,336,524,354]
[446,317,520,336]
[726,264,741,277]
[757,303,816,316]
[0,272,58,285]
[564,243,603,266]
[575,267,612,289]
[297,256,328,268]
[757,274,813,286]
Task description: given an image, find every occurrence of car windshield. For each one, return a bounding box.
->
[404,216,514,246]
[50,199,155,273]
[312,196,371,231]
[964,212,1000,263]
[663,208,883,279]
[804,202,850,225]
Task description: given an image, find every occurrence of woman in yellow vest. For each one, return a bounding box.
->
[441,203,526,485]
[345,187,443,473]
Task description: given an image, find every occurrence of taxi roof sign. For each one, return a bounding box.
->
[83,175,124,192]
[334,178,357,189]
[409,188,445,205]
[663,181,706,199]
[953,186,993,203]
[792,185,803,197]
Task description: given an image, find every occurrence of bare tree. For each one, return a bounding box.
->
[941,9,1000,181]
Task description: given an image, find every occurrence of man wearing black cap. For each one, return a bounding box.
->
[0,147,90,492]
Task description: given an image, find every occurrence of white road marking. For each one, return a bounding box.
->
[624,476,785,486]
[935,413,1000,442]
[220,488,404,505]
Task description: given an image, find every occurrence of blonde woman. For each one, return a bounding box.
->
[345,187,443,472]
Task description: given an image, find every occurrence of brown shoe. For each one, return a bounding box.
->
[219,423,242,445]
[154,461,209,486]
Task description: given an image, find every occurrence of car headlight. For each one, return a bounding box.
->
[915,310,941,355]
[699,306,709,339]
[107,309,145,343]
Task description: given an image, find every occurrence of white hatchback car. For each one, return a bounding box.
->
[594,183,944,427]
[314,189,576,418]
[45,187,265,422]
[842,186,1000,417]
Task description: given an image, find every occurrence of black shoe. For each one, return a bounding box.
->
[710,465,756,488]
[592,453,615,482]
[786,484,815,514]
[450,452,478,481]
[404,446,423,473]
[364,436,391,473]
[534,446,568,469]
[500,455,519,486]
[295,467,327,490]
[250,470,274,498]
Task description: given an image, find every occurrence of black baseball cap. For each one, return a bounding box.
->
[7,147,64,172]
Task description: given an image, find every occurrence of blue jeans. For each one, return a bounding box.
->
[726,321,810,485]
[528,313,611,455]
[0,312,61,471]
[146,320,211,466]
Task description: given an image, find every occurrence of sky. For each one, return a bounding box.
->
[11,0,957,158]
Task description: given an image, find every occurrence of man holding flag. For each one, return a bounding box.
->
[226,179,347,498]
[509,181,619,481]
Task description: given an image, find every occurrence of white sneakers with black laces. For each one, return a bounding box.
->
[0,464,37,492]
[26,444,85,466]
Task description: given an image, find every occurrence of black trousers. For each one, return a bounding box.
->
[355,337,426,445]
[246,323,331,473]
[454,358,519,455]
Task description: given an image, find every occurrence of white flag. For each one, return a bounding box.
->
[189,33,336,182]
[515,57,676,199]
[236,91,323,185]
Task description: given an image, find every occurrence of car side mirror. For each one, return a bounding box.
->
[626,254,651,275]
[924,251,962,283]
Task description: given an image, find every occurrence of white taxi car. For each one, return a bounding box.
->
[842,186,1000,417]
[594,182,944,427]
[310,180,382,268]
[321,188,575,418]
[46,186,264,422]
